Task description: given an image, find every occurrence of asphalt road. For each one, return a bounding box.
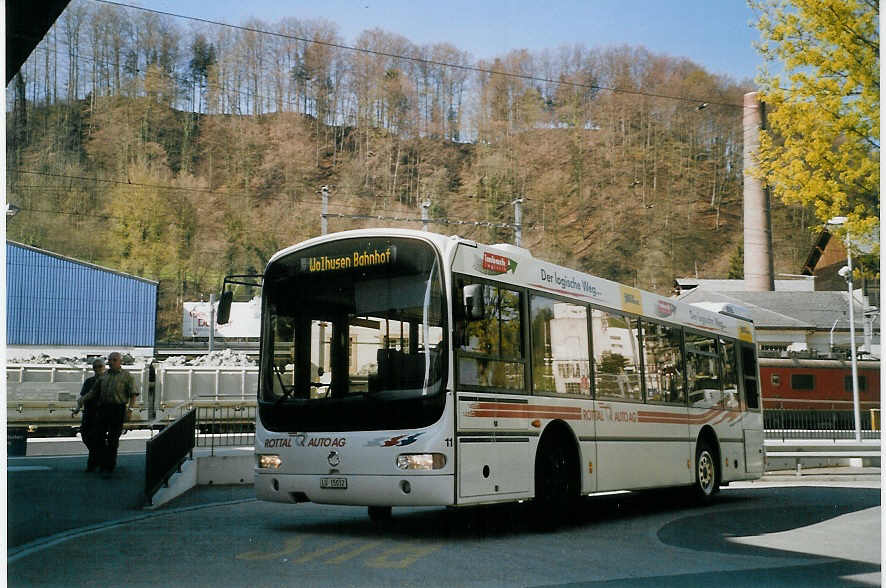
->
[7,455,881,587]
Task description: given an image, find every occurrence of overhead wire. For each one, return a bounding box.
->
[10,197,537,232]
[14,171,386,214]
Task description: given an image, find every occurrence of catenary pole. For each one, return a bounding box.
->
[209,292,216,352]
[513,198,523,246]
[321,185,329,235]
[422,199,430,232]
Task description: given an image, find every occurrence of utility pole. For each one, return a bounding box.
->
[421,199,431,232]
[320,185,329,235]
[513,198,523,246]
[845,247,861,442]
[828,216,861,442]
[209,292,216,353]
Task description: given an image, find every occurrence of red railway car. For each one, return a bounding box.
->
[759,357,881,412]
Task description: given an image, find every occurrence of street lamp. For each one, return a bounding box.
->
[827,216,861,442]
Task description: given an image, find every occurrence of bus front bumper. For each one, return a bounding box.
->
[255,471,455,506]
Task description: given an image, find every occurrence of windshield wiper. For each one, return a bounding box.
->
[273,363,296,407]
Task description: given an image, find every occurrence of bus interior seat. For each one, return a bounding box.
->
[369,349,429,392]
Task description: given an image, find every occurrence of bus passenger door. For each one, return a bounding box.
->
[740,343,765,474]
[456,394,531,500]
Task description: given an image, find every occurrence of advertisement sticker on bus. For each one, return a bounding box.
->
[655,300,677,318]
[478,252,517,275]
[620,286,643,314]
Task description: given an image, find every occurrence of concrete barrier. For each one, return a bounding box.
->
[146,447,254,509]
[765,439,881,470]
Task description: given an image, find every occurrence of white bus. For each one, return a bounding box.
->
[242,229,764,521]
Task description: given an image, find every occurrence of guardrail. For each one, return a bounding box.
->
[144,409,196,506]
[764,439,881,471]
[764,409,881,440]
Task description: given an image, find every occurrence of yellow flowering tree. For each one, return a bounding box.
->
[750,0,879,260]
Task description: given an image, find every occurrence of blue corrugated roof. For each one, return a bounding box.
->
[6,242,157,346]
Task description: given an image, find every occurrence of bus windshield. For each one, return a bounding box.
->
[259,236,447,432]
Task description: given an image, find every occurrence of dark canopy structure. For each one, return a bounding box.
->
[7,1,70,84]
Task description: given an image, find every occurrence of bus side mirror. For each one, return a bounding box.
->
[217,290,233,324]
[463,284,485,320]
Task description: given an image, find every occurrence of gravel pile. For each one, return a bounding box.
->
[10,350,255,367]
[161,349,256,367]
[11,353,137,366]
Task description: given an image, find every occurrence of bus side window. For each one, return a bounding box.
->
[529,294,590,396]
[591,308,642,402]
[720,339,740,410]
[456,279,525,392]
[741,343,760,409]
[453,280,467,348]
[685,332,721,409]
[641,321,685,405]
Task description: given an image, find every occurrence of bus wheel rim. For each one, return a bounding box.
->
[698,451,714,494]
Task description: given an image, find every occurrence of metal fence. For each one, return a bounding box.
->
[162,402,255,454]
[764,409,881,441]
[194,404,256,453]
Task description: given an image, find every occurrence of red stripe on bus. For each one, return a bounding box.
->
[637,408,734,425]
[467,410,581,420]
[465,403,582,420]
[469,403,582,414]
[466,408,581,418]
[466,403,743,426]
[639,408,719,421]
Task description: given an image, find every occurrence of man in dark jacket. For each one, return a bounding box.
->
[74,358,105,472]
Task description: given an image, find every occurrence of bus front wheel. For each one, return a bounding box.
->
[694,440,720,503]
[534,435,577,526]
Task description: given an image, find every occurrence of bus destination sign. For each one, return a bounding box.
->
[301,246,395,273]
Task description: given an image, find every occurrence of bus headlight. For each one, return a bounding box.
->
[396,453,446,470]
[258,454,282,469]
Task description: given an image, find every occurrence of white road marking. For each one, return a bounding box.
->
[8,466,52,472]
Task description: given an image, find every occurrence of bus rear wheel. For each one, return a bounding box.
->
[694,440,719,503]
[368,506,392,522]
